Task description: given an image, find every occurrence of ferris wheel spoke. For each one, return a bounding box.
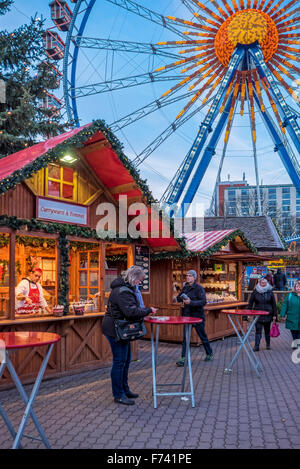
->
[72,72,183,98]
[72,36,181,59]
[132,95,215,167]
[109,89,200,132]
[104,0,187,38]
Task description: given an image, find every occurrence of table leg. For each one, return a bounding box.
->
[236,317,263,372]
[150,324,158,409]
[0,357,19,441]
[185,325,195,407]
[6,344,54,449]
[225,315,261,377]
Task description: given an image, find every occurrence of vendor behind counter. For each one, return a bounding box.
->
[15,268,52,314]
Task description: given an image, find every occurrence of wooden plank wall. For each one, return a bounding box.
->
[0,183,35,219]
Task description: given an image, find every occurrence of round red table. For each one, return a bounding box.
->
[221,309,269,376]
[145,316,203,408]
[0,332,60,449]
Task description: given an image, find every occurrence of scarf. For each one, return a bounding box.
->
[256,281,272,294]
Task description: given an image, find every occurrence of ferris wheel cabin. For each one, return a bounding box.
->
[49,0,73,32]
[39,92,63,117]
[43,30,65,60]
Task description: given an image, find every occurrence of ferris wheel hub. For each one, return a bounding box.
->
[215,9,279,67]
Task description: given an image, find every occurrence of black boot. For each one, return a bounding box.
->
[266,335,271,350]
[254,334,261,352]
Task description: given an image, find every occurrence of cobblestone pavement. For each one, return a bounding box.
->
[0,323,299,449]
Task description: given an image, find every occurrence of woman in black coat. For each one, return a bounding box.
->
[248,278,277,351]
[102,266,157,405]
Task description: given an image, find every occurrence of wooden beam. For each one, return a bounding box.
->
[127,245,135,268]
[24,179,38,196]
[83,189,103,206]
[16,230,59,239]
[9,232,16,320]
[77,156,119,208]
[100,243,105,312]
[79,140,110,154]
[110,182,138,195]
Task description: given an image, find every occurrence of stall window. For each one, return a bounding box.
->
[46,164,76,201]
[78,251,100,299]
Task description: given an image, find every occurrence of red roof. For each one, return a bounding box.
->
[0,125,89,181]
[0,122,180,251]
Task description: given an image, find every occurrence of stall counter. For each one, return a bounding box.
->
[0,311,138,389]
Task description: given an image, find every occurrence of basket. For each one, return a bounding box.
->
[73,305,85,316]
[53,306,64,317]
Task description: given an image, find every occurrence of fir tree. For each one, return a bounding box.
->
[0,1,69,157]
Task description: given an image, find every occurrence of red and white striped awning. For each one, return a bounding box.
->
[183,230,236,252]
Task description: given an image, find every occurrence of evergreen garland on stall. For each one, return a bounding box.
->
[58,231,70,314]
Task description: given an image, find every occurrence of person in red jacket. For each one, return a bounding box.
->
[265,270,274,287]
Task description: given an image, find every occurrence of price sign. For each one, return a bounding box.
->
[134,245,150,293]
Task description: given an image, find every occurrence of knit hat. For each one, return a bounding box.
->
[186,270,197,279]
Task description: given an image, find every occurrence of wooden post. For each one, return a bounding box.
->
[237,261,243,301]
[9,232,16,320]
[100,243,106,312]
[127,244,135,268]
[56,237,61,307]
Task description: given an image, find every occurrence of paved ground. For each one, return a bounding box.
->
[0,323,299,449]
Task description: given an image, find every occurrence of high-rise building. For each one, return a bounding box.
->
[216,181,300,237]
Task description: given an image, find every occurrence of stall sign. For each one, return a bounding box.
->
[267,259,285,270]
[37,197,88,226]
[134,245,150,293]
[214,264,223,272]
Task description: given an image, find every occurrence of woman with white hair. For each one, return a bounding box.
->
[248,277,277,351]
[102,265,157,406]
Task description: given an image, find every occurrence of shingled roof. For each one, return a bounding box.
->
[179,216,286,252]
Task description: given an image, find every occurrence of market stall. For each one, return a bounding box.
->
[0,120,183,388]
[144,229,263,344]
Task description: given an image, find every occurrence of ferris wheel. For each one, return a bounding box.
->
[44,0,300,216]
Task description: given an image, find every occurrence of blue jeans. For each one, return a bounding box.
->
[105,335,131,398]
[181,319,213,357]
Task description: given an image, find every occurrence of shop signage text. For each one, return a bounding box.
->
[37,197,88,226]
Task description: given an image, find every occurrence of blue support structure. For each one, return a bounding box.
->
[253,91,300,193]
[178,92,234,217]
[165,45,245,213]
[248,43,300,155]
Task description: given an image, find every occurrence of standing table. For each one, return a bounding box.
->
[145,316,202,408]
[221,309,269,377]
[0,331,61,449]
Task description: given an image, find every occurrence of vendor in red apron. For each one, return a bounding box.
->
[15,268,52,314]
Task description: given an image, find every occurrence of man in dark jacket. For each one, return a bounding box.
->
[273,268,287,290]
[176,270,213,366]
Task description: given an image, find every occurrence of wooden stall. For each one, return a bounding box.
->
[0,121,182,388]
[144,229,263,344]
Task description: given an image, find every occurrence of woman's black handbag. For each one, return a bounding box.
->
[114,319,147,342]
